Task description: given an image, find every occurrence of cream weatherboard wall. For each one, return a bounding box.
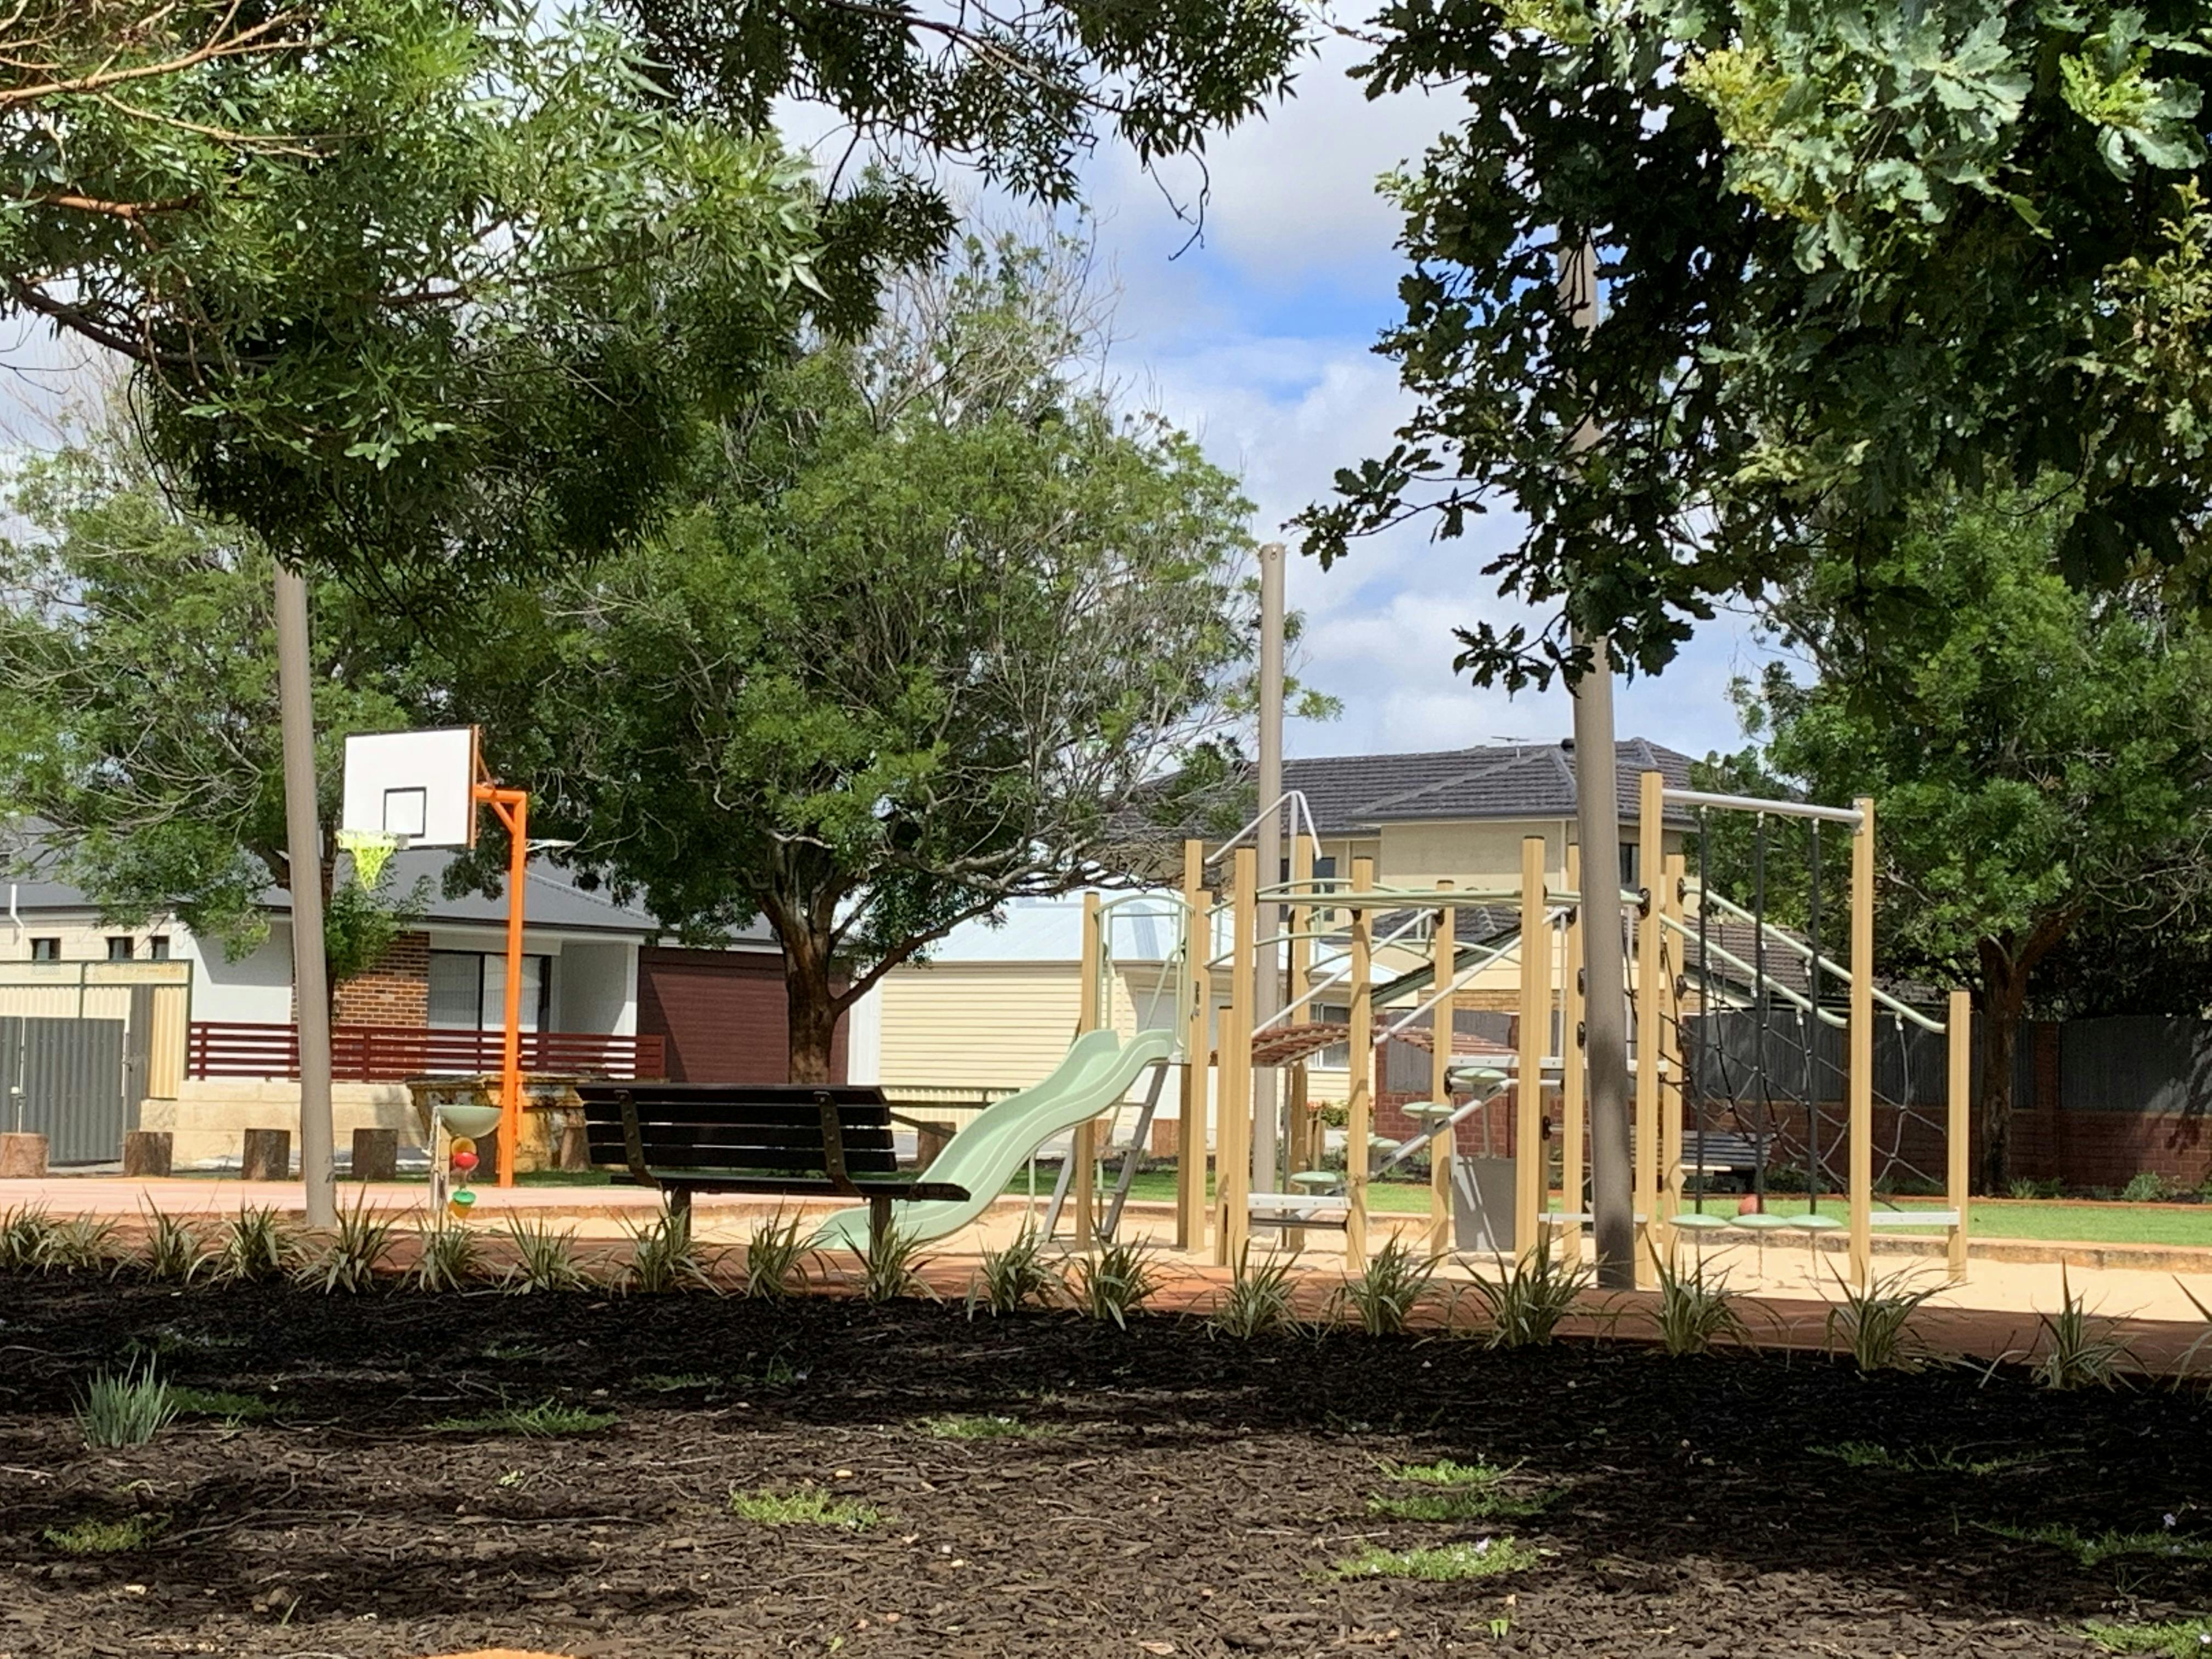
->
[876,960,1181,1094]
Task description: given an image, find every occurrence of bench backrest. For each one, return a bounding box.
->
[574,1083,898,1180]
[1682,1129,1767,1164]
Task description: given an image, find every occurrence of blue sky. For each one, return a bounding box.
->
[1065,35,1787,764]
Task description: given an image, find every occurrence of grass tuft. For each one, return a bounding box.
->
[42,1515,165,1555]
[729,1485,881,1530]
[168,1386,276,1423]
[636,1372,720,1393]
[430,1399,618,1437]
[1809,1440,2035,1476]
[1982,1520,2212,1567]
[1330,1538,1541,1581]
[2086,1616,2212,1656]
[922,1413,1057,1441]
[1368,1458,1554,1521]
[76,1358,176,1448]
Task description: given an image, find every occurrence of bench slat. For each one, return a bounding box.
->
[582,1124,895,1156]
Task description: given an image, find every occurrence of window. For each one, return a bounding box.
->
[1314,1002,1351,1070]
[1620,842,1641,889]
[29,938,58,962]
[428,950,552,1031]
[105,936,134,961]
[147,936,171,961]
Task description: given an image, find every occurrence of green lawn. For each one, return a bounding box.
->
[1017,1168,2212,1248]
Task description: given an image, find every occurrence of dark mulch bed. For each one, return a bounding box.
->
[0,1273,2205,1658]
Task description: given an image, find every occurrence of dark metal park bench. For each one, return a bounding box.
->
[1680,1128,1769,1187]
[574,1082,969,1250]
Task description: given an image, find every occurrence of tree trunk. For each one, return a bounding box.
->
[781,921,841,1085]
[1975,946,2031,1195]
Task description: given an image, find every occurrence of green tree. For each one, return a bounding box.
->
[1301,0,2212,687]
[1720,492,2212,1190]
[0,435,430,995]
[459,240,1260,1079]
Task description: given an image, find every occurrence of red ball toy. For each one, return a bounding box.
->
[451,1150,479,1172]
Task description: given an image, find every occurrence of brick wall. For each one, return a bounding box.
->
[331,932,431,1028]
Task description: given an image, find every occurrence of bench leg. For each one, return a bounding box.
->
[868,1194,892,1256]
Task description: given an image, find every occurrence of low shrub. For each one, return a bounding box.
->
[622,1210,720,1295]
[1330,1538,1541,1581]
[1069,1237,1160,1329]
[2035,1269,2132,1390]
[409,1222,484,1293]
[499,1217,592,1295]
[853,1222,930,1304]
[969,1225,1062,1316]
[292,1195,398,1294]
[1210,1243,1301,1340]
[1464,1237,1592,1348]
[202,1207,294,1284]
[1651,1250,1749,1358]
[1334,1234,1435,1337]
[1824,1268,1940,1373]
[138,1205,201,1283]
[742,1215,817,1299]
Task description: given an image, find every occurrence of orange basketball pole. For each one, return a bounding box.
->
[474,777,529,1189]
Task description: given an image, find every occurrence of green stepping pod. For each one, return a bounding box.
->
[811,1027,1176,1252]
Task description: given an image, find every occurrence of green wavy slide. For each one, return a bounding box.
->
[811,1026,1176,1251]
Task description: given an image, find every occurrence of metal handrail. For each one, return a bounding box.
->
[1663,786,1865,828]
[1247,907,1432,1030]
[1378,909,1568,1037]
[1695,889,1948,1034]
[1206,789,1326,866]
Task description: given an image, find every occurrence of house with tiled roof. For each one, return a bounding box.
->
[1267,737,1696,896]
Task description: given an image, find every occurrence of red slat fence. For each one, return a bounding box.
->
[187,1022,664,1083]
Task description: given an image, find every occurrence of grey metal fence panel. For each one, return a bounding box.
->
[0,1017,128,1164]
[1681,1009,1950,1108]
[2055,1017,2212,1118]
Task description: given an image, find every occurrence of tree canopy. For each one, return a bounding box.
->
[0,435,431,987]
[1717,489,2212,1189]
[10,0,821,592]
[456,240,1261,1078]
[1303,0,2212,687]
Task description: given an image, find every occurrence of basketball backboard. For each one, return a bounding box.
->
[340,727,479,849]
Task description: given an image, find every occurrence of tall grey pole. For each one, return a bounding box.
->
[275,562,336,1228]
[1251,541,1285,1195]
[1560,242,1633,1288]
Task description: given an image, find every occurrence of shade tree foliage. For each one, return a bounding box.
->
[1303,0,2212,688]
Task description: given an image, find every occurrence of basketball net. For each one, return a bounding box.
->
[337,828,404,889]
